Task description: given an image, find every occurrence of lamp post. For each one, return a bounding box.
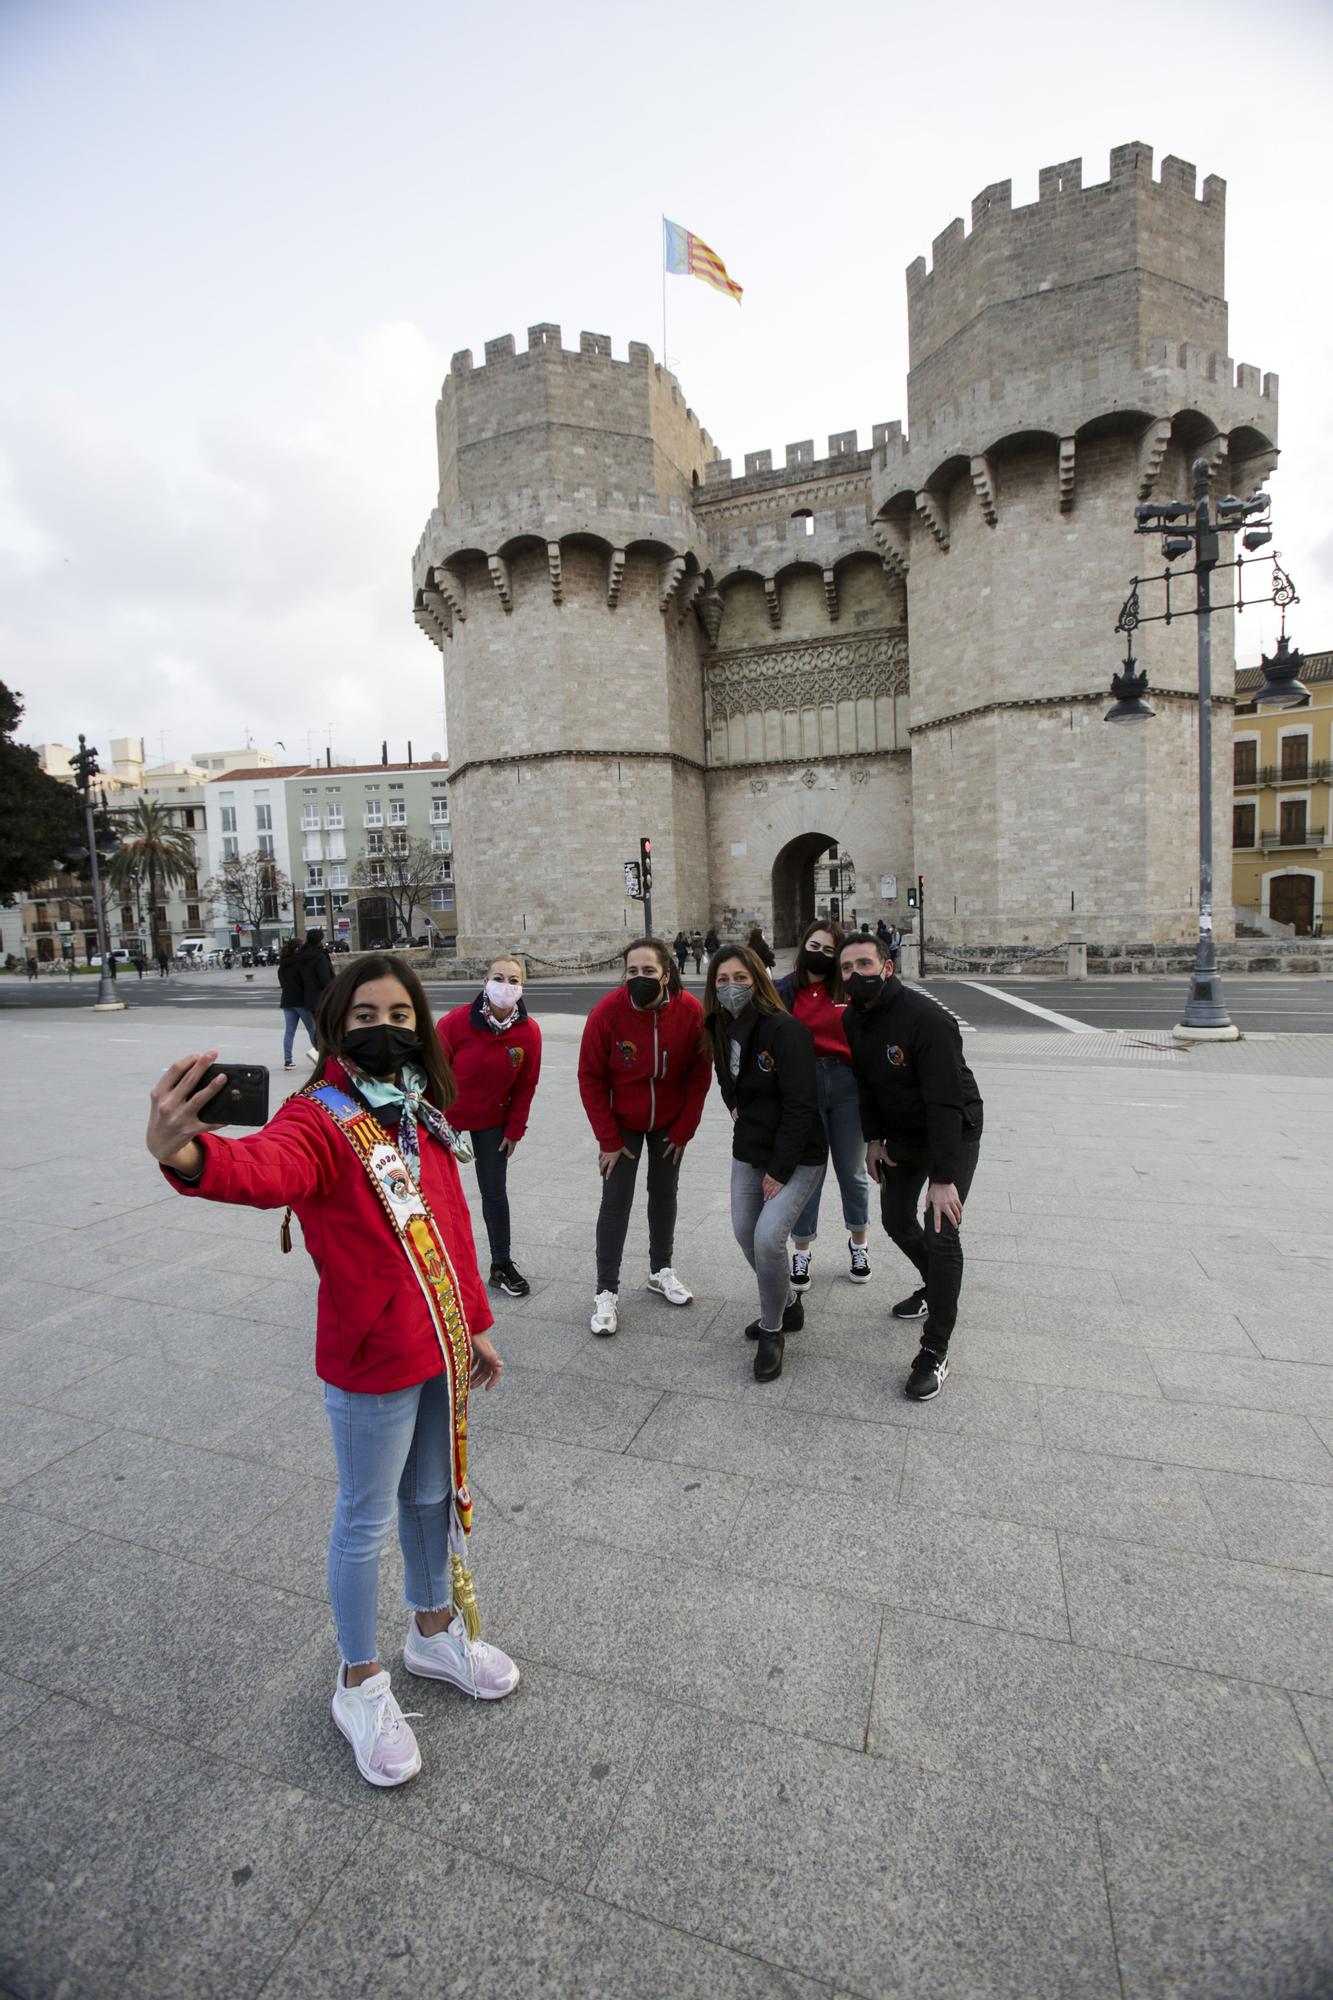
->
[71,736,127,1012]
[1109,458,1300,1041]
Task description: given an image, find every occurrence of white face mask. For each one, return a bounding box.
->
[485,978,521,1010]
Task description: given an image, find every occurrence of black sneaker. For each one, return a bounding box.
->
[753,1331,784,1382]
[744,1296,804,1341]
[905,1346,949,1401]
[790,1249,813,1293]
[848,1240,871,1284]
[490,1261,530,1298]
[892,1287,929,1321]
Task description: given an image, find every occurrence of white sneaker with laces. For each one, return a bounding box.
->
[403,1612,521,1699]
[848,1240,872,1284]
[331,1665,422,1788]
[591,1289,619,1335]
[647,1267,692,1306]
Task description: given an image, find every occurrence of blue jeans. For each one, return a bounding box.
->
[793,1059,872,1240]
[282,1006,317,1063]
[324,1375,454,1666]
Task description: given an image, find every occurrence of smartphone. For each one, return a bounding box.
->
[191,1063,270,1128]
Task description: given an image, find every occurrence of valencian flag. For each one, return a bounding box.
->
[663,218,743,303]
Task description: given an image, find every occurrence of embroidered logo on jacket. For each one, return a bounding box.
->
[886,1043,907,1069]
[614,1039,638,1067]
[506,1046,525,1069]
[756,1050,776,1074]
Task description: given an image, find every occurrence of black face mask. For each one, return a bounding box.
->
[804,951,836,978]
[626,975,663,1009]
[845,971,884,1007]
[343,1023,422,1078]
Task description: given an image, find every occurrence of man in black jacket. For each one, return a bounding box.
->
[839,932,983,1400]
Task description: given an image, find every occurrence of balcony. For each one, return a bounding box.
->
[1237,760,1333,790]
[1260,826,1326,852]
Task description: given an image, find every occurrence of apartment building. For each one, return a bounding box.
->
[1233,648,1332,937]
[284,760,455,948]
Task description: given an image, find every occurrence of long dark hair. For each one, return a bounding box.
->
[313,952,457,1112]
[622,935,682,996]
[794,917,846,1002]
[702,941,785,1069]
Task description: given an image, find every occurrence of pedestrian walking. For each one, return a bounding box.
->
[156,948,170,976]
[438,954,542,1299]
[704,927,720,958]
[704,943,826,1383]
[839,930,984,1401]
[25,956,38,981]
[689,930,705,974]
[746,925,776,970]
[144,953,517,1789]
[133,954,147,980]
[775,921,872,1291]
[278,938,318,1068]
[577,935,712,1336]
[672,931,690,977]
[294,929,335,1021]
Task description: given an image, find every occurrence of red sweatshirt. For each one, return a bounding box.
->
[792,981,852,1063]
[577,985,712,1149]
[438,995,542,1140]
[159,1059,492,1393]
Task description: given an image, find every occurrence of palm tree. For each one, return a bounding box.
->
[106,799,198,959]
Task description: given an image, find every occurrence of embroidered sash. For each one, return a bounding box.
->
[300,1082,482,1634]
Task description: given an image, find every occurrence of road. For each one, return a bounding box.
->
[3,968,1330,1034]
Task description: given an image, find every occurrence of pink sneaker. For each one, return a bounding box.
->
[402,1613,520,1699]
[331,1665,422,1787]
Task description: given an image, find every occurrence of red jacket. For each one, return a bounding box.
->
[160,1061,492,1394]
[438,996,542,1140]
[577,985,712,1149]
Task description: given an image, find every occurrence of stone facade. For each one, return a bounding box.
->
[412,144,1279,953]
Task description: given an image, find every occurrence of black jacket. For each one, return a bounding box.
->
[842,975,983,1183]
[277,955,304,1007]
[710,1006,827,1183]
[293,939,335,1013]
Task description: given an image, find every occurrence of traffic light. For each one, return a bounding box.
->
[918,873,924,901]
[906,883,917,910]
[639,836,652,897]
[71,736,100,793]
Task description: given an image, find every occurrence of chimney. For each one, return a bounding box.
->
[381,740,388,767]
[325,748,331,769]
[407,739,413,766]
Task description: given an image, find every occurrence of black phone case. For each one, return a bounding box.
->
[194,1064,270,1127]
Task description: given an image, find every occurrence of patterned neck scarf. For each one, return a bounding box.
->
[340,1059,474,1180]
[481,994,521,1034]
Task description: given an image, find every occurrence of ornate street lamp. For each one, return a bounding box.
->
[1252,632,1310,711]
[1104,651,1156,724]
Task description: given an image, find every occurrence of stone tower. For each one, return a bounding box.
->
[411,326,719,960]
[413,144,1280,956]
[880,143,1278,943]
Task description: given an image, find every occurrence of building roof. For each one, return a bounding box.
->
[1235,647,1331,694]
[206,761,449,783]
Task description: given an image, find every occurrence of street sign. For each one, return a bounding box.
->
[624,860,642,899]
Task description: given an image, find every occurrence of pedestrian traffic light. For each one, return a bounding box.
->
[918,873,925,900]
[639,836,652,896]
[906,884,917,909]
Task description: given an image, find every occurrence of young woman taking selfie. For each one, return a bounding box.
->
[144,953,516,1791]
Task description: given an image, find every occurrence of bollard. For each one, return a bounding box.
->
[898,940,921,981]
[1067,935,1087,979]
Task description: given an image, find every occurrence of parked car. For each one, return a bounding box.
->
[90,948,132,966]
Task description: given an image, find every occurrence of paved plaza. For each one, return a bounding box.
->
[1,997,1331,1998]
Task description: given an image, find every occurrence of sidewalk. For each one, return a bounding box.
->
[1,1007,1330,1998]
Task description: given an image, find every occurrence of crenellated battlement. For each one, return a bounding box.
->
[440,325,717,456]
[696,428,884,500]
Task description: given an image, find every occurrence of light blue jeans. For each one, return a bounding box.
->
[282,1006,317,1063]
[730,1159,826,1331]
[793,1058,872,1240]
[324,1375,454,1665]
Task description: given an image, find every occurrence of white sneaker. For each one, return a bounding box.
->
[403,1612,520,1699]
[647,1267,692,1306]
[591,1289,619,1336]
[331,1665,422,1788]
[303,1048,319,1063]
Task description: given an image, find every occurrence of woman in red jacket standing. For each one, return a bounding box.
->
[438,953,542,1300]
[577,935,713,1336]
[144,954,517,1792]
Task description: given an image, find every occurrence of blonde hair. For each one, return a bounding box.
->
[488,954,525,983]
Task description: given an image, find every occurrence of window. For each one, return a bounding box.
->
[1280,799,1308,846]
[1233,803,1256,848]
[222,836,239,862]
[257,833,275,859]
[431,827,451,854]
[183,808,200,828]
[187,903,201,926]
[302,786,318,795]
[430,796,449,823]
[330,863,347,889]
[184,873,199,895]
[303,894,324,920]
[369,861,387,887]
[431,886,455,911]
[301,806,320,831]
[1280,736,1310,781]
[325,806,344,829]
[220,806,237,833]
[329,891,350,913]
[1233,741,1257,785]
[365,831,384,857]
[391,830,409,855]
[307,864,325,889]
[364,802,383,828]
[255,804,273,831]
[389,799,406,826]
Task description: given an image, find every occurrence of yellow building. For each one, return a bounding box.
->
[1232,646,1331,936]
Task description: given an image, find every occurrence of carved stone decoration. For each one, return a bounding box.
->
[850,766,870,786]
[659,556,686,612]
[822,568,839,621]
[698,588,725,646]
[763,578,782,629]
[607,548,626,608]
[431,566,466,622]
[706,632,909,719]
[800,768,818,788]
[1136,418,1172,500]
[421,587,453,638]
[1196,432,1229,491]
[678,571,706,622]
[487,555,513,612]
[748,777,769,795]
[1229,446,1279,497]
[1058,438,1076,514]
[970,455,998,527]
[872,518,910,582]
[414,605,446,650]
[546,542,563,605]
[914,489,949,551]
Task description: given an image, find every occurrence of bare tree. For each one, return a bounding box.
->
[201,850,292,943]
[350,835,447,941]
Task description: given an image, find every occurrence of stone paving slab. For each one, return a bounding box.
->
[2,1003,1332,1993]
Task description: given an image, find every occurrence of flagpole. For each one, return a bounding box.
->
[660,215,667,367]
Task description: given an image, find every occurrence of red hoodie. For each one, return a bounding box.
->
[578,985,712,1149]
[438,994,542,1140]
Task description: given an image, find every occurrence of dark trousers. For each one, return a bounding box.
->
[877,1134,981,1351]
[471,1125,511,1267]
[595,1127,680,1292]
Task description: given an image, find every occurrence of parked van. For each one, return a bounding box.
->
[175,937,211,962]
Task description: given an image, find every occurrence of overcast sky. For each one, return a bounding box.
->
[4,0,1330,770]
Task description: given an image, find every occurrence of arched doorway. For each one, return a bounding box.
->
[771,833,856,945]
